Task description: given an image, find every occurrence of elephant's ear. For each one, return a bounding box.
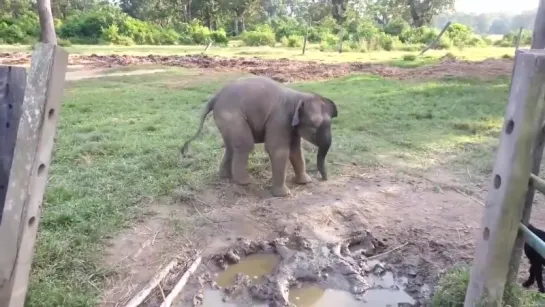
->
[323,98,338,118]
[291,99,304,126]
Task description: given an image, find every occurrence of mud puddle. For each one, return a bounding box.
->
[215,253,280,288]
[177,230,423,307]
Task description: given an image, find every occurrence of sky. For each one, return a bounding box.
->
[456,0,537,14]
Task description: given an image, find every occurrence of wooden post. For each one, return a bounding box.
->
[506,0,545,284]
[420,21,451,55]
[302,15,310,55]
[464,49,545,306]
[0,43,68,307]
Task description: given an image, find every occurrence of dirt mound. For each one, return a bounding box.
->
[0,52,513,82]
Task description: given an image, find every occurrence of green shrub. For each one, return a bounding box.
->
[384,19,410,37]
[242,30,276,46]
[400,26,438,45]
[436,35,453,49]
[57,38,72,47]
[321,32,338,47]
[402,54,417,61]
[446,23,474,47]
[287,35,303,47]
[271,17,303,41]
[377,33,400,51]
[0,24,27,44]
[307,27,322,43]
[191,24,211,44]
[349,40,364,52]
[210,29,228,45]
[280,36,289,46]
[101,24,134,45]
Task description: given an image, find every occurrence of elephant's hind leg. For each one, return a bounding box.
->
[219,140,233,179]
[216,116,254,185]
[289,136,311,184]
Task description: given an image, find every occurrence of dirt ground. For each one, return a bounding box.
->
[98,162,545,306]
[0,52,513,82]
[4,51,537,305]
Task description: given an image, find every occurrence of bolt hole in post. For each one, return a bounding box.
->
[494,175,502,189]
[48,108,55,119]
[483,227,490,240]
[505,120,515,134]
[37,164,46,176]
[28,216,36,227]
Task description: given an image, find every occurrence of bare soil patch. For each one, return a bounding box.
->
[1,52,513,82]
[98,164,544,307]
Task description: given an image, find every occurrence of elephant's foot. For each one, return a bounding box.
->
[218,167,231,179]
[271,185,290,197]
[233,173,252,185]
[294,173,312,184]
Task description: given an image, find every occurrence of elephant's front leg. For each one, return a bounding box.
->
[265,134,290,197]
[289,136,311,184]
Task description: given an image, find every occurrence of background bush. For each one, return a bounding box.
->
[242,30,276,46]
[0,2,498,51]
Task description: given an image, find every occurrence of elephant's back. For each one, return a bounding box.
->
[213,75,286,109]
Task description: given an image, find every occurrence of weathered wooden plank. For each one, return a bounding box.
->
[464,50,545,307]
[0,67,27,225]
[0,43,68,307]
[506,0,545,284]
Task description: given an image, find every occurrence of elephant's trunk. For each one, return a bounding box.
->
[316,122,332,180]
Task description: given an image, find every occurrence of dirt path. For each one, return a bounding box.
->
[99,164,545,306]
[1,52,514,83]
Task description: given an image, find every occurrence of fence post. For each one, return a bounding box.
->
[0,43,68,307]
[506,0,545,284]
[464,49,545,306]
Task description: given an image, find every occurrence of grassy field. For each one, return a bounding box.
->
[0,43,519,65]
[24,64,514,306]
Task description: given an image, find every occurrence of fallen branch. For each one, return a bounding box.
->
[160,256,203,307]
[367,242,409,260]
[123,259,179,307]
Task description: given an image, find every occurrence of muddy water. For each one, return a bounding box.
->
[215,253,279,288]
[288,272,415,307]
[201,289,269,307]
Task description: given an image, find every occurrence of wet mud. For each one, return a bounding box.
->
[175,229,426,307]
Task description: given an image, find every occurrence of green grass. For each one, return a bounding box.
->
[28,68,511,306]
[0,43,518,65]
[431,265,545,306]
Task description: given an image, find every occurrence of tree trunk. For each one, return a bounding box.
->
[234,18,239,35]
[37,0,57,44]
[241,16,246,32]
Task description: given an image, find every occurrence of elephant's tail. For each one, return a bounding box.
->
[180,96,217,156]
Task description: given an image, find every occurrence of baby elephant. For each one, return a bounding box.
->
[180,75,338,197]
[523,223,545,293]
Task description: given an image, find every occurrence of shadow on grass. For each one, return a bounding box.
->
[28,69,509,306]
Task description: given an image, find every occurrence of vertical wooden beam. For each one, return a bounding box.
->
[0,67,27,224]
[464,49,545,307]
[0,43,68,307]
[506,0,545,284]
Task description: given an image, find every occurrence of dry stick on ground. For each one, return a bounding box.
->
[123,259,179,307]
[367,242,409,260]
[420,21,452,55]
[160,256,203,307]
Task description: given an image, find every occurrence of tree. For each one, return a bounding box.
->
[37,0,57,44]
[404,0,454,27]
